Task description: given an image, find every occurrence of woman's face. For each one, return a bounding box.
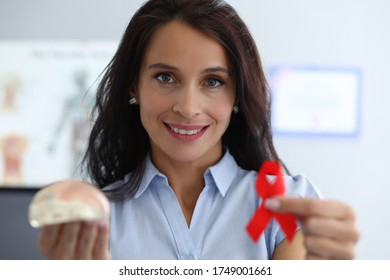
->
[137,21,236,167]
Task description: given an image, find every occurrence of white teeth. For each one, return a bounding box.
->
[170,126,202,135]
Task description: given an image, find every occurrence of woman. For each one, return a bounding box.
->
[39,0,359,259]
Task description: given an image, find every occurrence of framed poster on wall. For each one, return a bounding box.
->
[269,66,361,137]
[0,41,117,188]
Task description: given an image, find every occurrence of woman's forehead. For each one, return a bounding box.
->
[142,21,231,71]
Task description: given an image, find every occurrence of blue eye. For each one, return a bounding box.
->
[206,78,224,88]
[156,73,174,83]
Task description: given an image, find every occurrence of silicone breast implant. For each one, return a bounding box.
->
[28,180,110,228]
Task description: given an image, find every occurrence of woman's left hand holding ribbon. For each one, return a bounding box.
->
[265,197,360,260]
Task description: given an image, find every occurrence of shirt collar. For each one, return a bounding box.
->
[205,149,239,197]
[133,149,240,199]
[133,154,165,199]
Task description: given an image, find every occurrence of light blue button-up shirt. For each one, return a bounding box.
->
[106,150,321,259]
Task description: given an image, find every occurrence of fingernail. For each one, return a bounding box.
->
[264,198,280,210]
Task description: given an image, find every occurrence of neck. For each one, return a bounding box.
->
[150,147,223,226]
[153,157,209,196]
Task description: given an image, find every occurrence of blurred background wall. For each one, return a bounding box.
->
[0,0,389,259]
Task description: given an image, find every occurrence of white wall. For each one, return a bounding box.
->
[1,0,389,259]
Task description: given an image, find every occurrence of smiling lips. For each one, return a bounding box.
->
[164,123,208,141]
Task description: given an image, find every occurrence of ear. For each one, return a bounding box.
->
[129,86,138,99]
[235,95,240,106]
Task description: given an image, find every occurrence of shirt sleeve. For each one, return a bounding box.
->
[270,174,323,250]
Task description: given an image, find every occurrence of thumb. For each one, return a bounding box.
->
[264,196,321,217]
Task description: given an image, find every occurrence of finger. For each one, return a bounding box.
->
[93,221,111,259]
[264,196,356,220]
[301,217,360,242]
[306,253,328,260]
[39,224,61,256]
[52,222,81,259]
[304,235,356,260]
[75,221,99,259]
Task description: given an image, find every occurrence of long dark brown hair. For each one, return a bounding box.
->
[83,0,285,201]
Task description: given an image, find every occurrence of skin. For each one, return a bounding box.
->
[39,221,110,260]
[38,21,360,260]
[267,197,360,259]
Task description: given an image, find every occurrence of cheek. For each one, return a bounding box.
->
[208,103,233,130]
[211,94,235,125]
[138,78,162,115]
[139,91,170,125]
[214,107,233,125]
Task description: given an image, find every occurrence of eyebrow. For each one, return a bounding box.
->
[148,63,177,71]
[148,63,231,75]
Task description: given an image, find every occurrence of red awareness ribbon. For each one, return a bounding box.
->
[246,160,297,242]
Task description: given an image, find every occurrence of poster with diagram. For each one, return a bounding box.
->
[0,41,117,187]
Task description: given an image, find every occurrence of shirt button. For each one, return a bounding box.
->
[181,255,194,260]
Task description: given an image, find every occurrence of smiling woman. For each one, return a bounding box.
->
[136,21,236,227]
[137,21,235,172]
[36,0,360,260]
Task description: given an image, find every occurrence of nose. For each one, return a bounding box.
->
[172,85,202,119]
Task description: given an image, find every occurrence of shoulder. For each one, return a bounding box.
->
[102,172,132,192]
[231,166,322,200]
[283,174,323,199]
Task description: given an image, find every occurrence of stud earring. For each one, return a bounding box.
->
[233,105,239,114]
[129,97,138,105]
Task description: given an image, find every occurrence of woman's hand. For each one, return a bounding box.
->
[265,197,360,259]
[39,220,111,260]
[30,179,111,259]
